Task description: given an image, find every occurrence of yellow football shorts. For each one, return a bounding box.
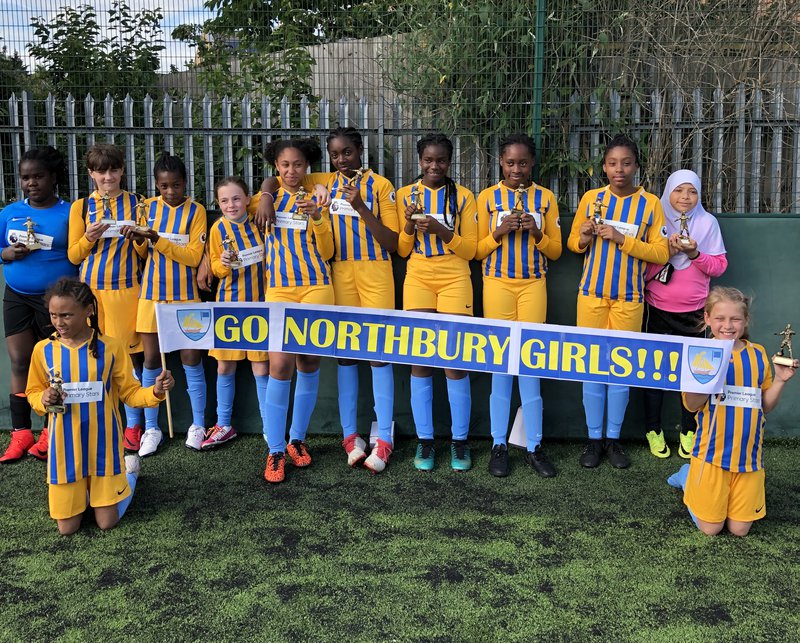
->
[332,260,395,310]
[483,276,547,323]
[136,298,200,334]
[93,287,142,353]
[576,293,643,332]
[403,257,473,316]
[683,456,766,524]
[49,472,131,520]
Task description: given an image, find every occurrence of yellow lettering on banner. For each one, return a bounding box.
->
[462,333,488,363]
[310,319,335,348]
[411,327,436,358]
[215,315,240,342]
[384,324,410,355]
[437,330,462,361]
[487,335,510,365]
[285,316,308,345]
[362,322,384,352]
[561,342,587,373]
[337,321,361,351]
[588,344,609,375]
[521,338,545,369]
[242,316,269,344]
[610,346,633,377]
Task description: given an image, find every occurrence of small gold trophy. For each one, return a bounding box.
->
[100,191,112,217]
[513,185,527,214]
[46,370,66,414]
[677,211,691,246]
[410,181,426,221]
[351,167,368,186]
[23,217,41,250]
[591,196,606,226]
[293,186,310,221]
[130,195,151,234]
[221,235,242,270]
[773,324,796,367]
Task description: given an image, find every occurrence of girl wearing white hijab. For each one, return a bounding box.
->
[643,170,727,459]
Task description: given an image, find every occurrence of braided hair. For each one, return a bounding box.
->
[416,133,459,231]
[153,151,187,181]
[603,134,641,166]
[20,146,68,196]
[326,126,363,152]
[44,278,102,358]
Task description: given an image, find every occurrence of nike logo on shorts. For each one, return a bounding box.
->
[117,488,126,496]
[755,505,764,513]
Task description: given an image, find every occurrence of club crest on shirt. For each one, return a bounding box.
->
[687,346,724,384]
[177,309,211,341]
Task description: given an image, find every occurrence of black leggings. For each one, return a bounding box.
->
[642,303,704,434]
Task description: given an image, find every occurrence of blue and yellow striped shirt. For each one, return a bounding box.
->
[68,191,142,290]
[26,335,162,485]
[475,182,562,279]
[686,341,773,473]
[209,214,266,303]
[139,196,207,301]
[567,187,669,303]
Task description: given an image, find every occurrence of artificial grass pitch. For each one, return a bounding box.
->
[0,437,798,641]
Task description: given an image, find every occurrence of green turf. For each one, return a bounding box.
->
[0,436,798,642]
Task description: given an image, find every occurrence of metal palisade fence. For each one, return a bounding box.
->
[1,86,800,214]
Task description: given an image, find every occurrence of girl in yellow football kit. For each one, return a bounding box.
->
[123,153,208,454]
[475,133,562,478]
[262,139,335,484]
[26,278,174,535]
[397,133,477,472]
[670,287,797,537]
[325,127,399,474]
[567,135,669,470]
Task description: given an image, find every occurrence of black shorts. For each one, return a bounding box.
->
[642,302,705,338]
[3,286,53,339]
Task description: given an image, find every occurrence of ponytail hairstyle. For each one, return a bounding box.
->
[264,138,323,168]
[603,134,641,166]
[153,151,187,181]
[416,133,459,230]
[214,176,250,200]
[45,278,102,358]
[20,146,68,196]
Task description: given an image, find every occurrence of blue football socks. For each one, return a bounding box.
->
[489,374,513,446]
[289,369,319,443]
[183,362,207,427]
[123,363,144,428]
[265,377,291,453]
[582,382,606,440]
[371,364,394,444]
[141,367,161,430]
[447,376,471,441]
[519,376,543,452]
[410,375,434,440]
[338,364,359,439]
[117,471,137,520]
[216,373,236,427]
[254,374,269,434]
[666,463,700,527]
[606,385,630,440]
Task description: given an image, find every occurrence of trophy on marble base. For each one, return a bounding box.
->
[293,186,310,221]
[513,185,527,214]
[773,324,796,367]
[677,211,691,245]
[23,217,41,250]
[221,235,242,270]
[46,370,66,414]
[410,181,426,221]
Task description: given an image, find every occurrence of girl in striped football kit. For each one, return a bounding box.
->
[26,278,174,535]
[670,287,797,537]
[125,153,208,455]
[262,139,335,484]
[475,133,562,478]
[397,133,478,473]
[207,177,269,452]
[567,134,669,470]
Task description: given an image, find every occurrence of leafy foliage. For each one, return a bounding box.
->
[27,1,164,100]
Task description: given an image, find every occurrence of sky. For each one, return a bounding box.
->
[0,0,212,73]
